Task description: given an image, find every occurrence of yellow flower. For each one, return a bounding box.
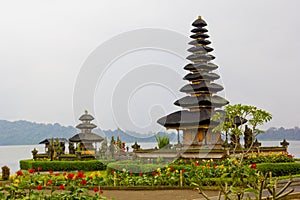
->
[157,168,161,173]
[175,170,179,173]
[14,179,20,187]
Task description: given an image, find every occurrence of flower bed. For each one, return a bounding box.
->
[1,169,110,199]
[243,152,294,164]
[2,157,298,199]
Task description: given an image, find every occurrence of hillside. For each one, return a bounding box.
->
[0,120,177,145]
[0,120,299,145]
[257,127,300,141]
[0,120,76,145]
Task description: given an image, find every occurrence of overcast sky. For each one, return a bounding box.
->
[0,0,299,134]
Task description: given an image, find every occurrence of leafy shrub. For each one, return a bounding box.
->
[257,163,300,176]
[20,160,108,171]
[244,152,294,164]
[155,134,170,149]
[106,160,165,175]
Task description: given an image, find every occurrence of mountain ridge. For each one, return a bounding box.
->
[0,120,299,145]
[0,120,177,145]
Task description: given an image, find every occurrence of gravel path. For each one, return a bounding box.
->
[101,190,218,200]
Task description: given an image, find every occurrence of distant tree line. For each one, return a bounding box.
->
[0,120,178,145]
[257,126,300,141]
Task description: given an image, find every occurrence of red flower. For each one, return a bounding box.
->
[37,185,42,190]
[100,190,104,194]
[47,180,53,185]
[129,171,133,175]
[287,154,294,158]
[93,187,99,192]
[95,174,99,177]
[181,169,185,173]
[49,170,53,174]
[250,164,257,169]
[58,185,65,190]
[206,163,210,167]
[89,176,93,179]
[81,179,87,185]
[17,170,23,176]
[195,161,199,166]
[37,167,42,171]
[115,165,119,169]
[77,172,85,179]
[67,173,75,179]
[170,166,175,172]
[55,173,60,176]
[110,170,115,175]
[28,169,35,173]
[152,171,157,176]
[63,172,66,176]
[139,172,143,176]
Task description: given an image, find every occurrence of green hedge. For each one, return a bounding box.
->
[20,159,108,171]
[257,163,300,176]
[107,160,165,174]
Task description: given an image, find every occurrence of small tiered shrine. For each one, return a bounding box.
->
[69,111,104,153]
[157,16,229,151]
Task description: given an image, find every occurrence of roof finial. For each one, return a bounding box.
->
[85,110,88,114]
[198,16,202,20]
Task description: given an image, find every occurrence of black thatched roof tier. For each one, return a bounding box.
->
[157,109,224,129]
[191,27,208,33]
[188,46,213,53]
[69,133,104,142]
[186,54,215,62]
[180,82,224,93]
[184,63,218,71]
[174,95,229,108]
[79,111,94,121]
[39,138,68,144]
[192,17,207,27]
[157,16,229,131]
[183,72,220,81]
[189,39,211,46]
[190,33,209,39]
[76,123,97,129]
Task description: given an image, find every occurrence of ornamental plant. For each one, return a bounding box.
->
[4,170,112,199]
[195,104,295,199]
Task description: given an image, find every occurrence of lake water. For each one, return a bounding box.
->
[0,141,299,174]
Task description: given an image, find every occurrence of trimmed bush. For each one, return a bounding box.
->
[107,160,165,174]
[20,159,109,171]
[257,163,300,176]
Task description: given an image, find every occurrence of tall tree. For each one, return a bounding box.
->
[212,104,272,154]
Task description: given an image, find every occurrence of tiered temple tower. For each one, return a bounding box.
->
[69,110,103,151]
[76,110,97,134]
[157,16,229,149]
